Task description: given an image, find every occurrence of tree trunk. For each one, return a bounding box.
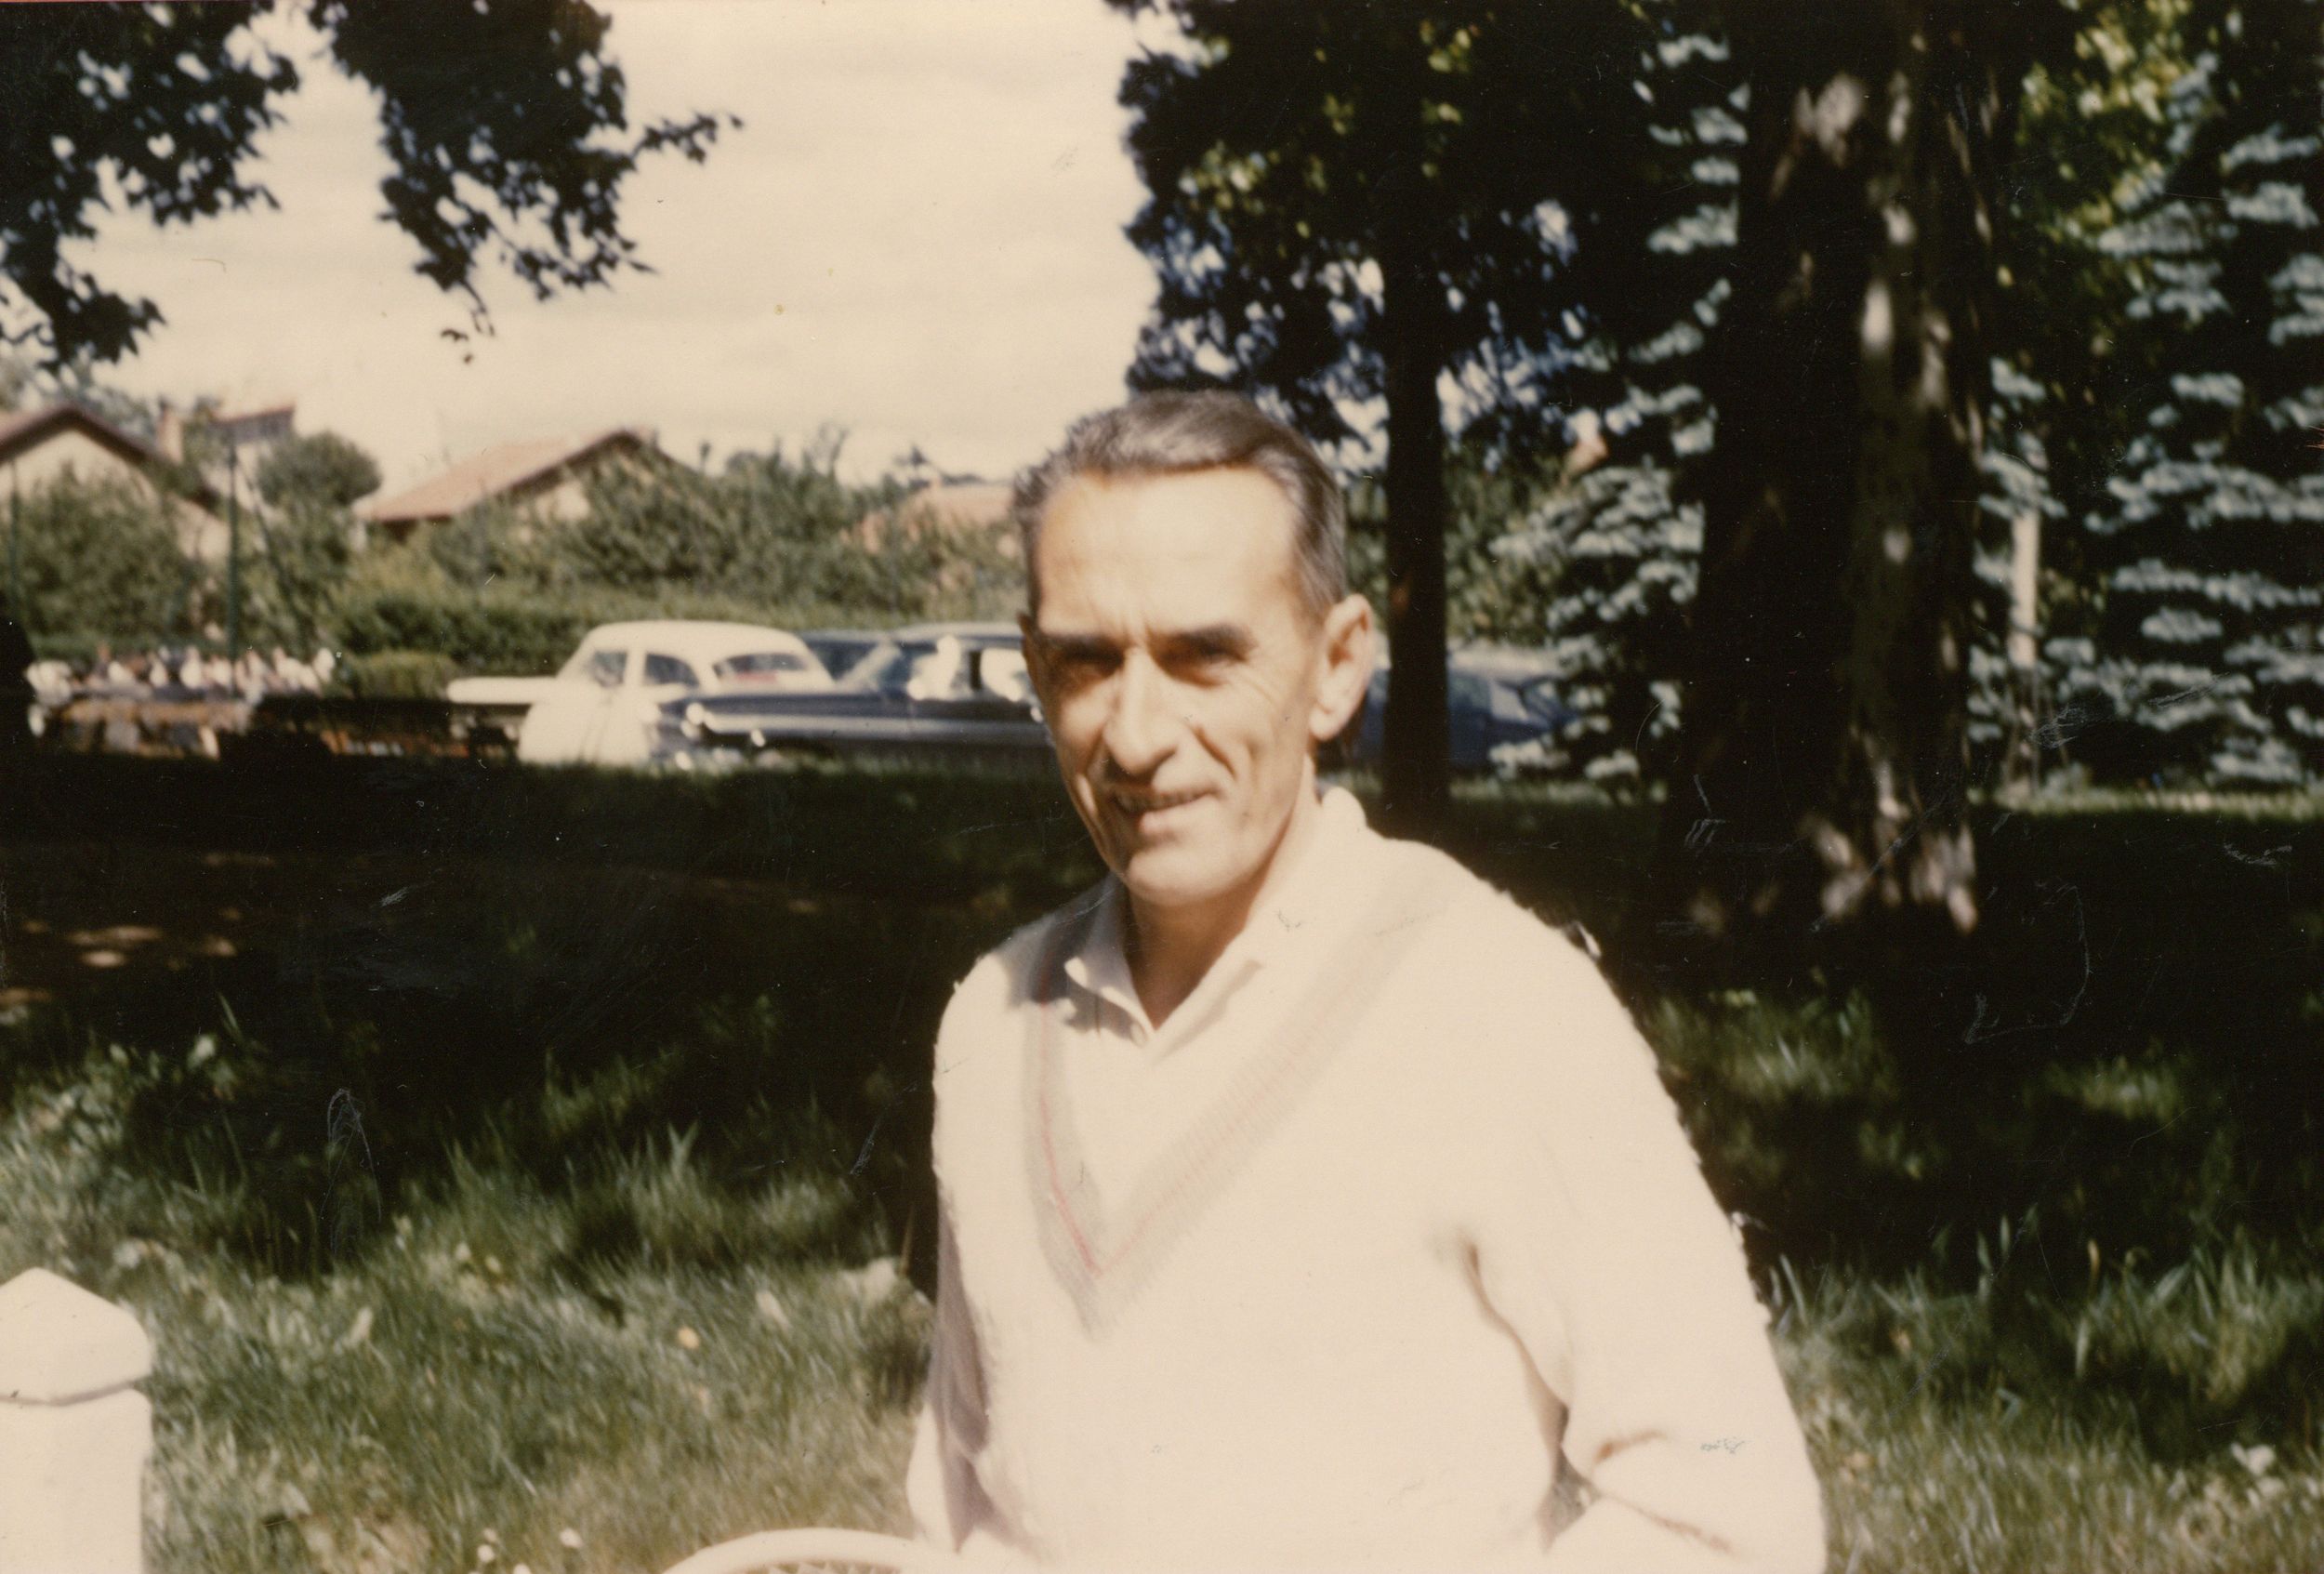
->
[1379,264,1452,835]
[1375,28,1452,837]
[1653,2,2008,976]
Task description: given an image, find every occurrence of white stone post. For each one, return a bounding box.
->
[0,1269,154,1574]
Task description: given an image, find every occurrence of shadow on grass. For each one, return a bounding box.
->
[5,755,2321,1466]
[0,755,1102,1293]
[1636,803,2324,1464]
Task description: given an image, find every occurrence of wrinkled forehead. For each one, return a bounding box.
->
[1028,466,1304,633]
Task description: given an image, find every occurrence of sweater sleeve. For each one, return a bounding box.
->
[905,1198,990,1553]
[1463,930,1827,1574]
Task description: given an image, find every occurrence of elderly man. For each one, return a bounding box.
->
[907,391,1824,1572]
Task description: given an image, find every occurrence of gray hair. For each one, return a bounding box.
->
[1013,390,1347,622]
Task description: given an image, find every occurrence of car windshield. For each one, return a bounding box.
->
[560,647,627,688]
[712,650,809,684]
[642,653,700,688]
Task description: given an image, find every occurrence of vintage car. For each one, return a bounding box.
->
[796,628,890,686]
[1347,648,1579,774]
[464,620,833,766]
[674,622,1050,767]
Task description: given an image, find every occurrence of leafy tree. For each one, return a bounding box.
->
[1109,3,1646,830]
[244,494,353,654]
[7,474,198,641]
[255,431,382,509]
[2068,0,2324,787]
[0,0,732,367]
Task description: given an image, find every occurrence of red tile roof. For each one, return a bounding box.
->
[362,428,658,526]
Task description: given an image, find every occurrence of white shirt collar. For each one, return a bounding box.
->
[1061,786,1374,1040]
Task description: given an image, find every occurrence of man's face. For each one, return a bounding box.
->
[1023,465,1370,928]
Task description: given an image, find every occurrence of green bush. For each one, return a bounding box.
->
[26,628,114,668]
[336,579,596,675]
[8,472,206,642]
[337,649,460,698]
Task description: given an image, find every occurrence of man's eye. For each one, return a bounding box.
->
[1167,646,1237,679]
[1052,650,1116,681]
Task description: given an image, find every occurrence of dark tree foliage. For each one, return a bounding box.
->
[0,0,731,368]
[1967,2,2198,788]
[1108,2,1645,832]
[254,430,381,509]
[2070,0,2324,787]
[1519,1,1737,787]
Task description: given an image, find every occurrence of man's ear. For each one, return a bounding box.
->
[1018,610,1047,692]
[1309,593,1375,744]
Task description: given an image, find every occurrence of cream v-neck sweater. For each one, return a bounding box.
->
[908,790,1825,1573]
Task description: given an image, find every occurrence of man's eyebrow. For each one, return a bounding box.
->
[1028,629,1118,660]
[1159,624,1255,659]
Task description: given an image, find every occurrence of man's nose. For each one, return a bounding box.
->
[1100,650,1177,777]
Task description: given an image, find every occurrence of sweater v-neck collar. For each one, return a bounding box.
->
[1059,786,1368,1052]
[1026,812,1446,1335]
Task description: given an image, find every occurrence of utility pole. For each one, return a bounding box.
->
[225,442,242,662]
[7,469,20,617]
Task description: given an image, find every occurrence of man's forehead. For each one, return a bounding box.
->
[1033,466,1301,612]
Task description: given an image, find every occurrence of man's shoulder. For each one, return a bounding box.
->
[1367,829,1602,988]
[1357,832,1653,1095]
[944,879,1110,1014]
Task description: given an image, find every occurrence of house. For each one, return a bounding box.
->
[853,479,1019,559]
[156,397,298,517]
[0,403,229,562]
[359,428,665,544]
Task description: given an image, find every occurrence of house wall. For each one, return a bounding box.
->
[524,472,594,524]
[2,429,230,562]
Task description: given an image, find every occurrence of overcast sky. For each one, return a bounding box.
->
[82,1,1157,494]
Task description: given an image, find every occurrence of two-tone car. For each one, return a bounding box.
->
[446,621,836,767]
[674,622,1050,768]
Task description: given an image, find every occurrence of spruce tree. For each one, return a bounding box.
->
[2080,0,2324,787]
[1520,4,1736,787]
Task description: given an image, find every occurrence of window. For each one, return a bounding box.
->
[844,643,912,694]
[979,646,1033,704]
[711,650,808,684]
[581,648,628,688]
[903,639,965,700]
[642,653,699,688]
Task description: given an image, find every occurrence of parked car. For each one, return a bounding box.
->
[797,628,890,685]
[480,621,832,766]
[1347,651,1579,774]
[676,622,1050,767]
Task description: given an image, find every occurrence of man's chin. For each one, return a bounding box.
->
[1113,851,1240,917]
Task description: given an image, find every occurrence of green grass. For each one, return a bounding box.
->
[3,1035,932,1574]
[3,759,2320,1572]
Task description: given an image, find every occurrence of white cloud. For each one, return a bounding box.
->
[77,0,1155,490]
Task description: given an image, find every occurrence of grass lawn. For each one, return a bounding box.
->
[2,756,2319,1573]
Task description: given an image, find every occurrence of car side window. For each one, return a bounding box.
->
[979,647,1033,705]
[585,649,628,689]
[642,653,698,688]
[712,651,806,684]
